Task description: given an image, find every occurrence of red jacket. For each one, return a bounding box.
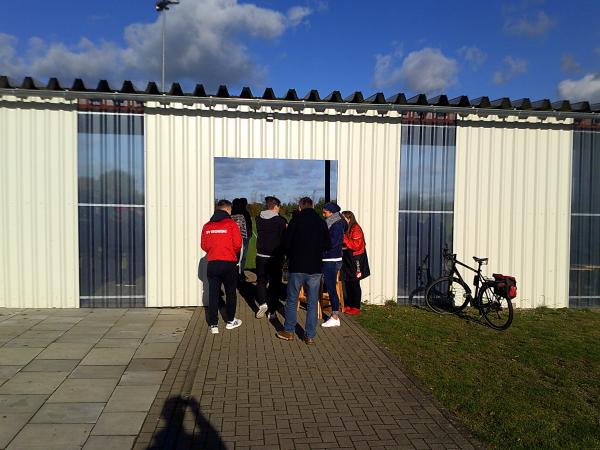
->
[201,210,242,262]
[344,224,365,256]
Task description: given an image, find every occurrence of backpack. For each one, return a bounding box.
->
[492,274,517,299]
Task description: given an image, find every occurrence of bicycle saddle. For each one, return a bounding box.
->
[473,256,488,264]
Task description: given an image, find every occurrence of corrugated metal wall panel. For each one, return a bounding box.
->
[0,97,79,308]
[145,105,400,307]
[454,115,572,308]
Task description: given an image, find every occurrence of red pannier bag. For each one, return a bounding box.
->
[492,274,517,299]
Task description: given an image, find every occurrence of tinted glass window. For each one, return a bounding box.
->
[570,129,600,307]
[398,121,456,303]
[78,113,145,307]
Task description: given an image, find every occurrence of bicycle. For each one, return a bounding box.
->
[424,249,514,330]
[407,254,433,305]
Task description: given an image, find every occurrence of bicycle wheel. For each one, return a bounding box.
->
[478,282,514,330]
[425,277,471,314]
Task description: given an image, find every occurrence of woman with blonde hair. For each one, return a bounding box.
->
[341,211,370,314]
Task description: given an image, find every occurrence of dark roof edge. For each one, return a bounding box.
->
[1,86,599,120]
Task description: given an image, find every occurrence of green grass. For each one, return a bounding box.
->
[244,217,257,269]
[358,304,600,450]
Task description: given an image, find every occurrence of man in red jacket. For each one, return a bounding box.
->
[201,200,243,334]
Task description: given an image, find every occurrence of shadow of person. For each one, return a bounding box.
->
[198,256,209,307]
[146,395,225,450]
[236,278,258,313]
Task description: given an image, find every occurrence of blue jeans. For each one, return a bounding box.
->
[322,261,342,314]
[284,272,321,339]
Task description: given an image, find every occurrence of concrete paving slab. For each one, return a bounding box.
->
[0,366,22,378]
[94,338,142,348]
[103,330,148,339]
[50,309,91,317]
[54,333,104,344]
[119,371,165,386]
[104,385,160,412]
[0,395,48,413]
[0,372,68,395]
[30,403,105,424]
[23,359,79,372]
[15,330,65,340]
[29,322,76,331]
[48,379,118,403]
[82,435,136,450]
[3,338,61,348]
[36,343,94,360]
[133,342,179,359]
[0,348,43,366]
[91,412,146,436]
[69,366,126,380]
[6,423,93,449]
[0,413,32,449]
[126,358,171,372]
[80,348,135,366]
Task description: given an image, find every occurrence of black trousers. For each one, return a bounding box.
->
[344,279,362,309]
[207,260,238,326]
[256,255,283,313]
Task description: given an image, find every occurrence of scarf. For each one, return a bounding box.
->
[325,212,342,229]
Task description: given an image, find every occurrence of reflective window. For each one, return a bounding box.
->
[398,116,456,303]
[570,127,600,308]
[78,112,145,307]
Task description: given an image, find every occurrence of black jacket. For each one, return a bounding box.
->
[242,210,253,238]
[283,208,330,274]
[255,213,288,257]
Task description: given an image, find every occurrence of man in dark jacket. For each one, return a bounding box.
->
[238,198,252,279]
[277,197,330,345]
[321,202,347,327]
[255,196,288,319]
[201,200,243,334]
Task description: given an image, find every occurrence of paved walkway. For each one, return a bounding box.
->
[0,307,193,449]
[136,282,481,450]
[0,294,480,449]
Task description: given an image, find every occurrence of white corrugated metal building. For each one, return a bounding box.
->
[1,76,599,309]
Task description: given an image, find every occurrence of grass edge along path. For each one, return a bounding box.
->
[357,304,600,450]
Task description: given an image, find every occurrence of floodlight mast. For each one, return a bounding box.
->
[156,0,180,92]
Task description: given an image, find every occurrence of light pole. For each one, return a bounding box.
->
[155,0,180,92]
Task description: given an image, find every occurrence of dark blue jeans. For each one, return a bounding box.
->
[284,272,321,339]
[322,261,342,314]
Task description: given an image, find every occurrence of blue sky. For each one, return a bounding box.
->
[214,158,337,203]
[1,0,600,101]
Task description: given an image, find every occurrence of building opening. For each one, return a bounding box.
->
[214,157,338,271]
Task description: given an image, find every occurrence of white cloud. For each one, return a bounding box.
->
[0,0,313,88]
[560,54,582,74]
[493,56,528,85]
[287,6,312,27]
[504,10,555,37]
[558,74,600,102]
[458,46,487,70]
[374,47,458,94]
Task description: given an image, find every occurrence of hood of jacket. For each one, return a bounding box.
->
[210,210,231,222]
[259,210,279,220]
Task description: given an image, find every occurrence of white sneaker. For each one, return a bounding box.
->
[256,304,268,319]
[321,317,340,328]
[226,318,242,330]
[210,326,219,334]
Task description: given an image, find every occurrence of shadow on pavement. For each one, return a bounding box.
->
[147,395,225,450]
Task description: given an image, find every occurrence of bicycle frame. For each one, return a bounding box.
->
[445,253,488,303]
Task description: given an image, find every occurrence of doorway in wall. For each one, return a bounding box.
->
[214,157,338,271]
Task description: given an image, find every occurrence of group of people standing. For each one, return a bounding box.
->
[200,196,369,345]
